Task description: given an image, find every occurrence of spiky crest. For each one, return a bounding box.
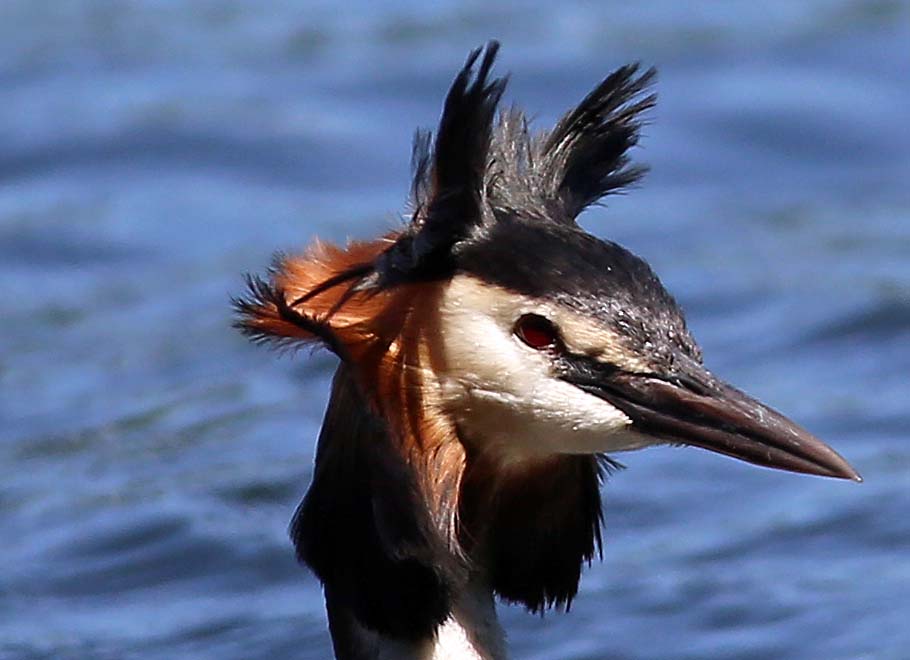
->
[537,64,656,219]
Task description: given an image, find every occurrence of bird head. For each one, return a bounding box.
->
[235,42,857,483]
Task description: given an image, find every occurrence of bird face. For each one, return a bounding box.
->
[435,219,859,480]
[437,273,654,459]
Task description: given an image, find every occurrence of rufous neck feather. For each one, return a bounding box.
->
[235,237,606,628]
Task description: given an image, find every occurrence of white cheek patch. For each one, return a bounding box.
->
[434,276,654,459]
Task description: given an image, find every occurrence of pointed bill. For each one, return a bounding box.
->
[577,359,861,481]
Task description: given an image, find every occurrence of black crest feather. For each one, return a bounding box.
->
[539,64,656,219]
[372,44,654,290]
[368,41,507,289]
[318,43,658,297]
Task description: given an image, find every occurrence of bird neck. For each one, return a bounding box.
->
[294,359,603,657]
[327,574,508,660]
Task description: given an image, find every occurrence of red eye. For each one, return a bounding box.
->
[514,314,560,351]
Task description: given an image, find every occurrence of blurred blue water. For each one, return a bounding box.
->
[1,2,908,659]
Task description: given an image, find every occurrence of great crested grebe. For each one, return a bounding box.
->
[234,42,859,660]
